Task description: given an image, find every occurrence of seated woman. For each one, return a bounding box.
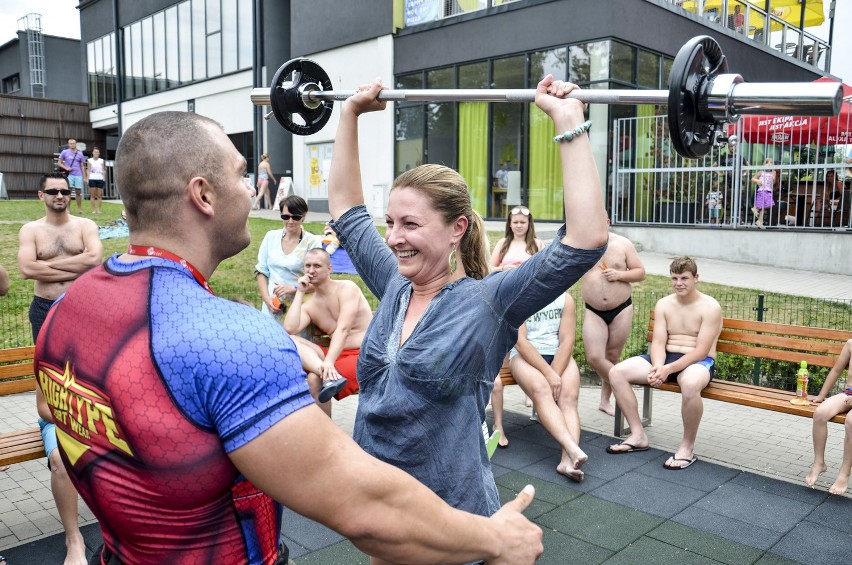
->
[489,205,544,446]
[806,338,852,494]
[509,292,585,481]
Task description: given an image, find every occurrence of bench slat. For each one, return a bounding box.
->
[0,378,37,396]
[658,382,846,424]
[718,330,845,356]
[0,428,45,466]
[0,346,35,364]
[717,342,837,368]
[0,363,34,381]
[719,319,852,342]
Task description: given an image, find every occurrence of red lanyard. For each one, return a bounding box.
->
[127,245,214,295]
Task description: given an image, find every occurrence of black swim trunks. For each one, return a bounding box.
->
[585,297,633,326]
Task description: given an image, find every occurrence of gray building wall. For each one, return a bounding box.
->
[289,0,392,57]
[393,0,824,83]
[0,34,85,102]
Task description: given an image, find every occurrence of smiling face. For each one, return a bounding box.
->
[670,270,699,297]
[384,186,464,285]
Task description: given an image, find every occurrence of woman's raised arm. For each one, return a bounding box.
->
[534,76,607,251]
[328,81,387,221]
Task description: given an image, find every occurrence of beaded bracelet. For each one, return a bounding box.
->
[553,120,592,143]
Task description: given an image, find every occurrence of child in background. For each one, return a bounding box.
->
[806,338,852,494]
[705,182,724,225]
[751,157,776,228]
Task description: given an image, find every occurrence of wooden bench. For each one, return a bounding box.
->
[614,314,852,436]
[0,345,45,466]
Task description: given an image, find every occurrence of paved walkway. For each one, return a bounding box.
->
[1,209,849,562]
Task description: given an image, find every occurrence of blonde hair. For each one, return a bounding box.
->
[261,153,269,160]
[392,164,490,279]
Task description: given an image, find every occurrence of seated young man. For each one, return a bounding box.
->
[503,292,588,481]
[284,248,372,415]
[806,338,852,494]
[606,256,722,470]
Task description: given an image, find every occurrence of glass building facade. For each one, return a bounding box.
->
[86,0,253,108]
[395,40,674,220]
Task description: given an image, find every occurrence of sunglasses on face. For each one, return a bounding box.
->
[280,214,303,221]
[43,189,71,196]
[511,207,530,216]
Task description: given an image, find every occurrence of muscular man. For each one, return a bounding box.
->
[56,139,88,214]
[581,226,645,415]
[606,256,721,471]
[284,248,372,415]
[18,173,102,565]
[33,111,541,564]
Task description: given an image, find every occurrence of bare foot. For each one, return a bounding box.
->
[829,474,850,495]
[66,532,87,565]
[598,402,615,416]
[0,465,9,472]
[566,448,588,470]
[556,462,584,482]
[524,395,533,408]
[805,462,827,487]
[497,431,508,448]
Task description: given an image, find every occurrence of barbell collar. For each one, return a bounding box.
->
[250,77,842,119]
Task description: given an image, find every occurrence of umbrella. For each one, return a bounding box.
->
[736,78,852,146]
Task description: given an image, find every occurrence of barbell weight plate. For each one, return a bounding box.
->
[667,35,728,159]
[269,58,334,136]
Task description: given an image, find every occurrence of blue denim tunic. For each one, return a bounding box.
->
[331,205,604,518]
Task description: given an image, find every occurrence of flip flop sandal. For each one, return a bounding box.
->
[663,455,697,470]
[318,378,347,403]
[606,442,650,454]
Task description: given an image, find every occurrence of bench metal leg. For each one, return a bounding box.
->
[613,385,653,437]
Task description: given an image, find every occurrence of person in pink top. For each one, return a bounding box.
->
[750,157,776,228]
[488,205,544,447]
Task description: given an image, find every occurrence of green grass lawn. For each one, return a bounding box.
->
[1,199,849,392]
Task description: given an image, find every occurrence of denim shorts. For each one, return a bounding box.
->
[638,352,715,381]
[38,418,59,463]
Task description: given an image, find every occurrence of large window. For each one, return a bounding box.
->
[87,0,253,108]
[394,40,670,220]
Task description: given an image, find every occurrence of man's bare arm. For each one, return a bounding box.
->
[649,300,669,368]
[620,241,646,283]
[229,407,542,564]
[0,264,9,296]
[18,224,78,282]
[282,279,313,335]
[42,220,103,274]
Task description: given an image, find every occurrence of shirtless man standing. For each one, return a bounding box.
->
[18,174,102,565]
[606,256,721,471]
[581,226,645,416]
[284,248,372,415]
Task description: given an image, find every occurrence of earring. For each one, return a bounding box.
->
[448,245,458,275]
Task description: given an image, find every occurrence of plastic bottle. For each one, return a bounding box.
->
[796,361,809,399]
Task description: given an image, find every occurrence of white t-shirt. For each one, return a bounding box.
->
[88,158,105,180]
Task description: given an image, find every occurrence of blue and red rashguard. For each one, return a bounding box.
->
[34,255,314,564]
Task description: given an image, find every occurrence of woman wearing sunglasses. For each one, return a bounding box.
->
[255,195,322,319]
[325,75,607,559]
[489,205,544,447]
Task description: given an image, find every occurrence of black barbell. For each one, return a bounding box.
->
[251,36,841,159]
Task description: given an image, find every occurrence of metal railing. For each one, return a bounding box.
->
[666,0,831,72]
[612,114,852,230]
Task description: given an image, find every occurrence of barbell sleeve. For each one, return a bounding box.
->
[250,78,841,119]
